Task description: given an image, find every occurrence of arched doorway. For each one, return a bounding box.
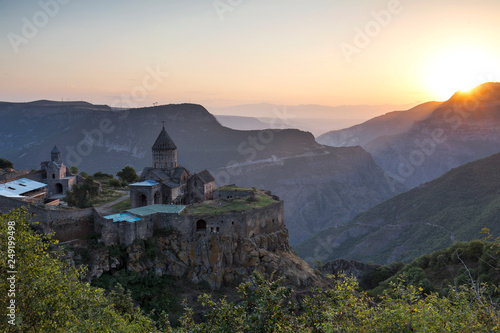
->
[139,194,147,207]
[55,183,63,194]
[196,219,207,231]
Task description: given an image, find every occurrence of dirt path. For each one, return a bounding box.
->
[95,191,130,216]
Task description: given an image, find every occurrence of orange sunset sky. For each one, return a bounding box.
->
[1,0,499,109]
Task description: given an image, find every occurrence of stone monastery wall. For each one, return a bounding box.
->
[0,195,96,242]
[98,201,284,246]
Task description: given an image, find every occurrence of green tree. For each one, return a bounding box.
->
[94,171,114,179]
[108,178,122,188]
[70,165,79,175]
[0,158,13,169]
[117,166,139,184]
[177,272,304,332]
[64,177,101,208]
[0,208,157,332]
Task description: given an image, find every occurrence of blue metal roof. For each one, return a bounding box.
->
[0,178,47,197]
[104,213,142,223]
[127,204,186,217]
[129,179,159,187]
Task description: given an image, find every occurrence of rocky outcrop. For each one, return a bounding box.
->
[65,226,329,289]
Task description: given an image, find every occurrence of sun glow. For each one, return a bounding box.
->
[426,46,499,101]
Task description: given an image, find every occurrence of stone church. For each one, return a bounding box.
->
[39,145,78,198]
[129,124,215,208]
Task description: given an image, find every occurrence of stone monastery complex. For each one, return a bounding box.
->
[0,124,285,247]
[0,124,324,289]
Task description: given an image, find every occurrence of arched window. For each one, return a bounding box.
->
[55,183,63,194]
[196,220,207,231]
[139,194,147,207]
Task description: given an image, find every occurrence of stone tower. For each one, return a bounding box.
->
[51,145,62,162]
[152,124,177,169]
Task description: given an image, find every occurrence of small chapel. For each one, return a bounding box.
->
[40,145,78,198]
[129,124,215,208]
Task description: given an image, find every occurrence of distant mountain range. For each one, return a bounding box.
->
[318,83,500,188]
[0,100,404,244]
[317,101,442,148]
[210,103,412,136]
[295,151,500,265]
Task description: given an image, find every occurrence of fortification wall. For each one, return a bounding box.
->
[176,201,285,240]
[97,214,156,246]
[0,195,95,242]
[214,188,254,200]
[98,200,285,247]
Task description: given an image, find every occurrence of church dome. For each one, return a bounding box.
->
[51,145,61,154]
[152,126,177,151]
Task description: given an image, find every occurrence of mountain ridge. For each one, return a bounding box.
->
[295,150,500,264]
[318,82,500,188]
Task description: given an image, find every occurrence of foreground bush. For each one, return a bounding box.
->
[173,272,500,332]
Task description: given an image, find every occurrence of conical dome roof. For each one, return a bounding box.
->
[51,145,61,154]
[152,125,177,150]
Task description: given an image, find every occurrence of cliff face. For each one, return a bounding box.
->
[66,224,328,289]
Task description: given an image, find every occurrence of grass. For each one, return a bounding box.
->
[111,198,131,213]
[91,186,123,206]
[185,191,276,215]
[217,185,253,191]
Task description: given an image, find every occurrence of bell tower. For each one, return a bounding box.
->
[152,122,177,169]
[51,145,62,162]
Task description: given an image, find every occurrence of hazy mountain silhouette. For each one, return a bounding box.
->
[317,101,442,147]
[210,103,411,136]
[318,82,500,188]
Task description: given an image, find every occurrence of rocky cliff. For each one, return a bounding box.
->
[65,225,328,290]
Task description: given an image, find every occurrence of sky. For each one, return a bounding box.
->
[1,0,499,109]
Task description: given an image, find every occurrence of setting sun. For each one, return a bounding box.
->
[426,46,499,101]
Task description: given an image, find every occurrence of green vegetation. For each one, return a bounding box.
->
[64,171,129,208]
[64,177,101,208]
[94,171,114,179]
[111,197,131,212]
[69,165,79,174]
[108,178,124,188]
[117,166,139,184]
[93,270,213,326]
[217,185,252,191]
[0,208,157,332]
[185,191,276,215]
[364,239,500,300]
[0,158,13,169]
[91,187,124,207]
[173,271,500,332]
